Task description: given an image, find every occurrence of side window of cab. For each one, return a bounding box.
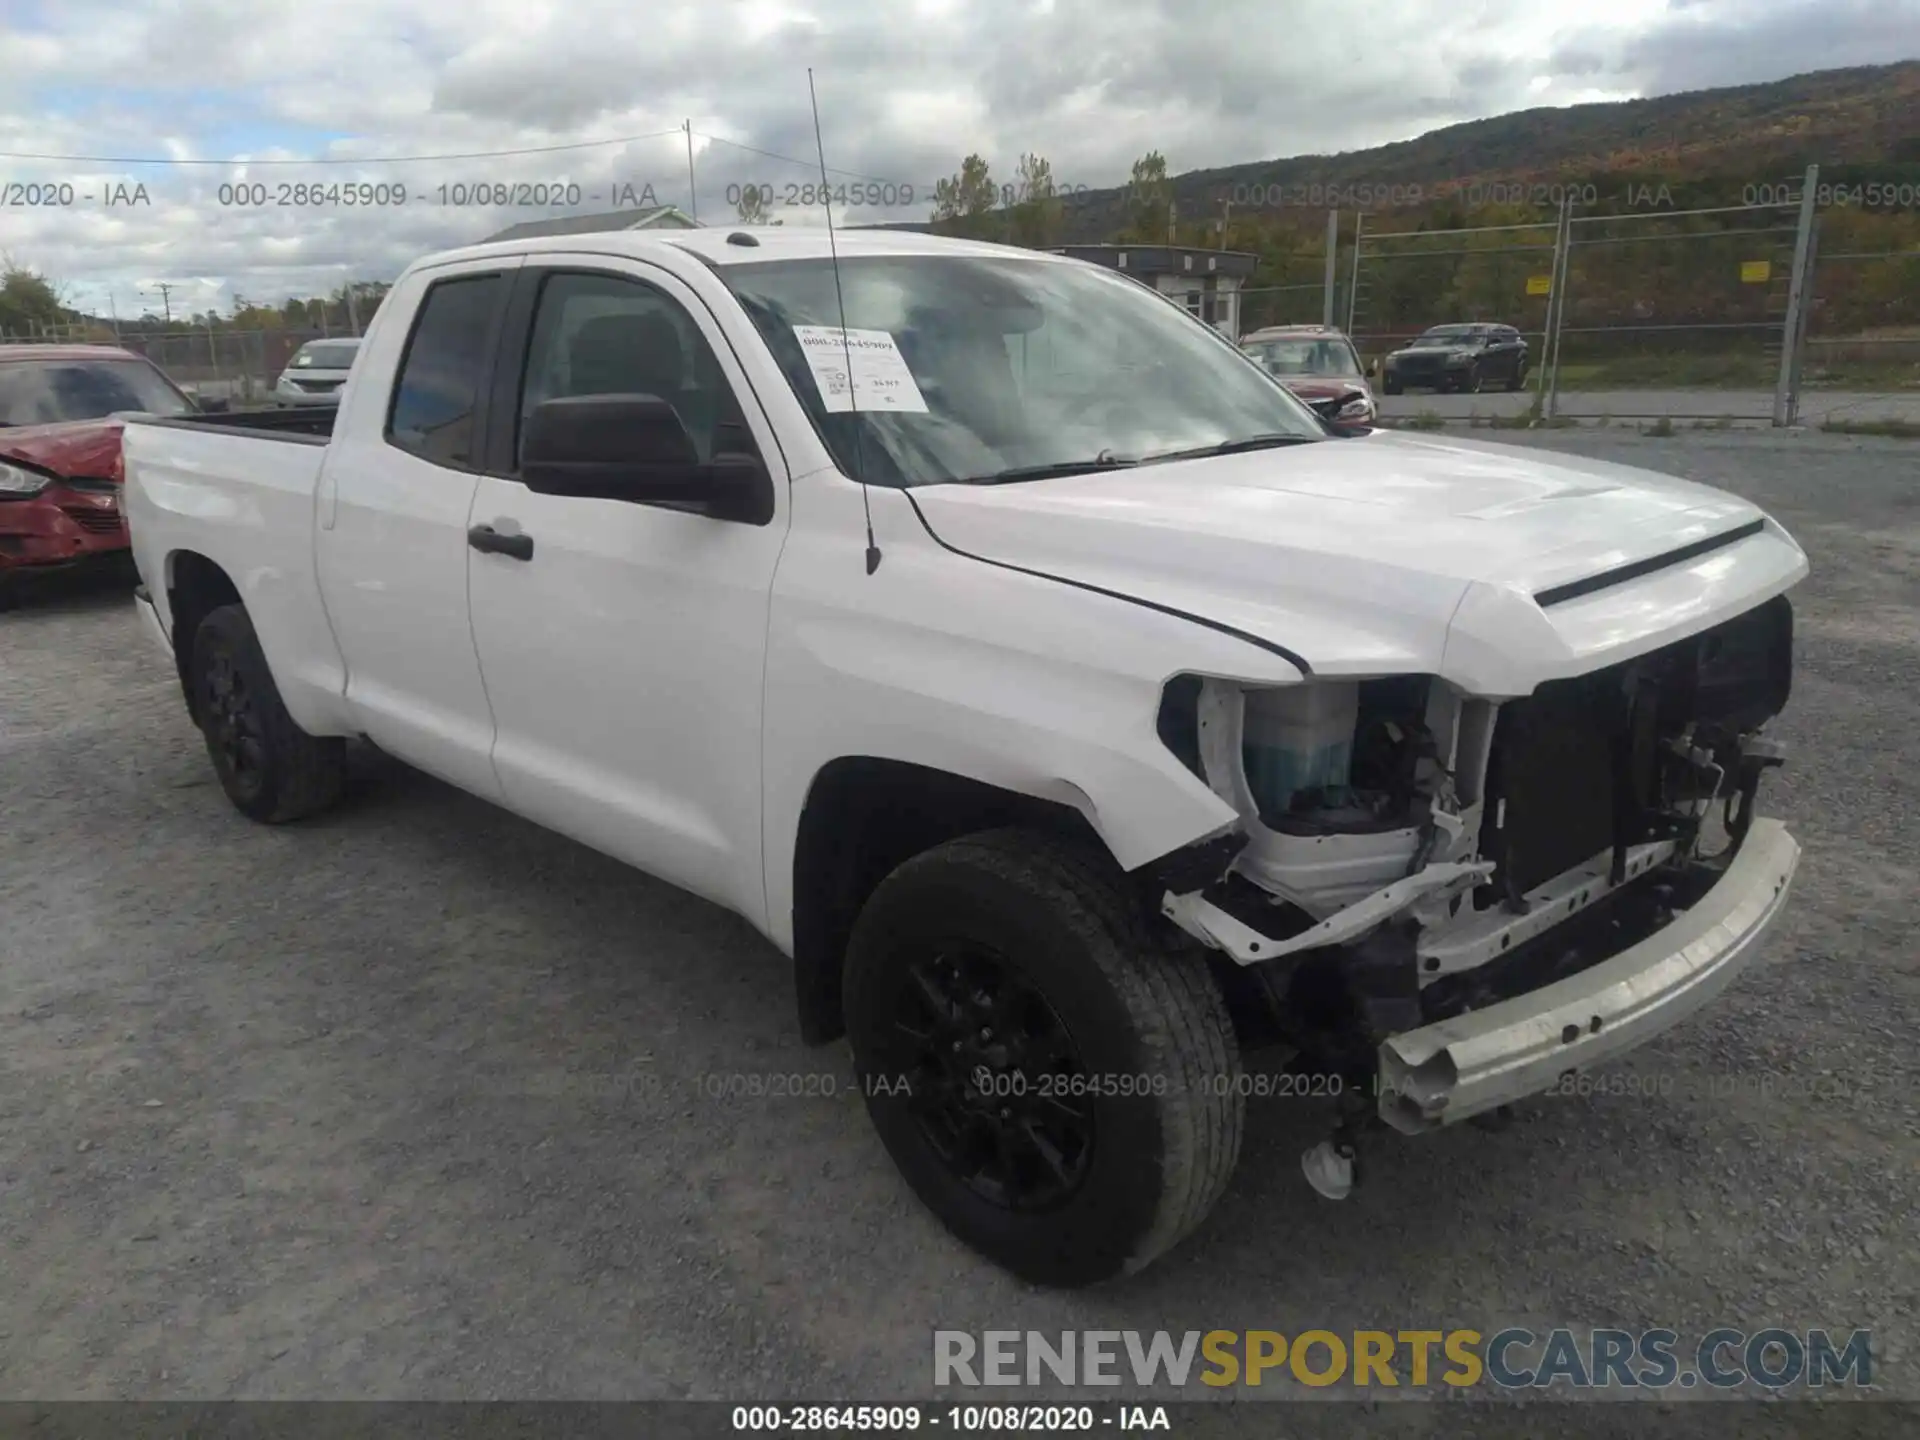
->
[514,270,757,468]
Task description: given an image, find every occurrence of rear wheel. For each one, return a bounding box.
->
[844,829,1244,1286]
[190,604,345,823]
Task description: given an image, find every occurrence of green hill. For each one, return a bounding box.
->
[1050,61,1920,239]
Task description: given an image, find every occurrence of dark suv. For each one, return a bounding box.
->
[1381,324,1528,394]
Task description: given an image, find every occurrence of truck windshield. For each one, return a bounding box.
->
[0,359,195,426]
[719,254,1324,487]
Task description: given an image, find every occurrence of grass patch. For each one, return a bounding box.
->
[1819,417,1920,439]
[1483,396,1579,430]
[1644,417,1677,437]
[1399,410,1447,431]
[1547,355,1920,391]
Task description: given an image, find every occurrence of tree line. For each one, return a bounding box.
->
[0,258,392,342]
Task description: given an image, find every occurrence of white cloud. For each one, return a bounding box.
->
[0,0,1911,311]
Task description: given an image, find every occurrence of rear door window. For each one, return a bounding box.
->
[386,274,505,469]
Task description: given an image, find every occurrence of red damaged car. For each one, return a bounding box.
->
[1239,324,1377,426]
[0,345,208,602]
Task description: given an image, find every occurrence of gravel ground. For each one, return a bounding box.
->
[1,430,1914,1417]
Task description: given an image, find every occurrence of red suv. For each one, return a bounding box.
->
[0,345,205,602]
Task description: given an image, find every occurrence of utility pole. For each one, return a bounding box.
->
[345,280,362,337]
[684,119,698,222]
[149,282,174,325]
[1218,198,1231,249]
[108,293,121,341]
[1167,200,1176,244]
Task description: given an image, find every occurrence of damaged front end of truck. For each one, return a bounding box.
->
[1149,593,1802,1196]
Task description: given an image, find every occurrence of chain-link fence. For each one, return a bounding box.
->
[1343,213,1562,396]
[1292,165,1920,425]
[117,329,322,407]
[1543,195,1812,420]
[1225,165,1916,426]
[1237,282,1334,332]
[1798,241,1920,426]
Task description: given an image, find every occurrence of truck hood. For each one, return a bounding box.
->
[911,430,1807,695]
[0,418,126,481]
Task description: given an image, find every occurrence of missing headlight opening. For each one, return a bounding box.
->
[1153,594,1795,1193]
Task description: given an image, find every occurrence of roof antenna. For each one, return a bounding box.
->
[808,67,880,575]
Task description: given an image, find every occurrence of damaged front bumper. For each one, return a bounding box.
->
[1375,817,1800,1133]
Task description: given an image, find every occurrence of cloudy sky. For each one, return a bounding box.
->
[1,0,1914,320]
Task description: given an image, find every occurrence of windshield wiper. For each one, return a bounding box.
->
[1143,433,1318,464]
[958,453,1139,485]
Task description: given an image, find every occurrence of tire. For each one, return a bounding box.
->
[190,603,345,823]
[844,828,1244,1286]
[1462,364,1483,394]
[1507,363,1527,392]
[1383,377,1402,395]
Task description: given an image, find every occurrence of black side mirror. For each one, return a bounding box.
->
[520,394,773,525]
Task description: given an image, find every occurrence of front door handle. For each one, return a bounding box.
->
[468,524,533,561]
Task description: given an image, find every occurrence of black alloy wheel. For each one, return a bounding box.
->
[200,640,269,807]
[844,829,1245,1286]
[880,941,1093,1212]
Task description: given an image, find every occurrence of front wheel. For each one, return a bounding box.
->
[844,829,1245,1286]
[1507,362,1528,392]
[190,603,346,823]
[1382,377,1403,395]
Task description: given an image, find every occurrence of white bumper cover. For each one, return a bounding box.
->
[1377,818,1801,1133]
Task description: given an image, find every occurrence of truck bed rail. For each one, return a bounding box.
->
[128,407,335,442]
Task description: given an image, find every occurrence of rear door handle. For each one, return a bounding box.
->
[468,524,533,561]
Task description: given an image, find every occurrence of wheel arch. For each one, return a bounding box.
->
[164,549,243,722]
[788,756,1099,1044]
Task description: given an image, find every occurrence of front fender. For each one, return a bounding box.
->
[759,481,1304,955]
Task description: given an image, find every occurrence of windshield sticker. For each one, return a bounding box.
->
[792,326,929,413]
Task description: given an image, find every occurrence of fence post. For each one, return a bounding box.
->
[1322,210,1339,327]
[1345,210,1364,337]
[1542,194,1574,420]
[1774,163,1819,427]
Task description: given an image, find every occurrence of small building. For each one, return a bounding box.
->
[481,205,701,244]
[1051,244,1257,341]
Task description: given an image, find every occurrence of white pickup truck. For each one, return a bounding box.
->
[123,227,1807,1287]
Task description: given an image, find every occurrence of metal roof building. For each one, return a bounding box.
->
[481,205,701,244]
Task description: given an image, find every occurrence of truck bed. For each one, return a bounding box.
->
[122,407,344,731]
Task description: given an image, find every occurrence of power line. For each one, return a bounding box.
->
[0,129,687,166]
[693,132,915,187]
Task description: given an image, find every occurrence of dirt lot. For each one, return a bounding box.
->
[1,429,1915,1413]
